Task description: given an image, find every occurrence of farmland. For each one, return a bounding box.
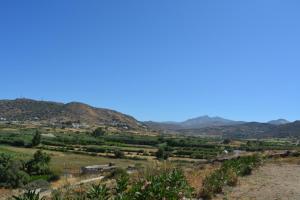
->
[0,123,300,200]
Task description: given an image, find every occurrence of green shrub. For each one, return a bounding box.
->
[6,169,30,189]
[87,184,110,200]
[13,190,45,200]
[201,170,224,198]
[200,155,261,199]
[12,139,26,147]
[123,168,193,200]
[26,150,51,175]
[31,130,41,147]
[48,167,192,200]
[29,175,50,182]
[155,147,170,160]
[114,149,125,158]
[92,127,106,137]
[222,154,261,176]
[84,167,193,200]
[106,168,128,179]
[117,174,129,193]
[86,146,107,153]
[0,153,30,188]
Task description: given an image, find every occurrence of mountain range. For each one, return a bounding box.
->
[175,121,300,138]
[144,116,290,131]
[267,119,290,125]
[144,116,244,130]
[0,98,298,138]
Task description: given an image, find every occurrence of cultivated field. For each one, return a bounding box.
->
[0,124,300,199]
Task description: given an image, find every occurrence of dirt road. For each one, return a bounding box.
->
[216,162,300,200]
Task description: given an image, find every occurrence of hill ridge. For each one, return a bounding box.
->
[0,98,143,130]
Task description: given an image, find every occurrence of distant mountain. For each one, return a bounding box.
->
[181,115,244,128]
[262,120,300,138]
[0,98,144,130]
[1,98,298,138]
[177,121,300,138]
[144,115,244,130]
[268,119,290,125]
[143,121,183,131]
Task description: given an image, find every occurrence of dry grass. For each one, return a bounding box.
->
[215,157,300,200]
[185,164,219,195]
[269,156,300,165]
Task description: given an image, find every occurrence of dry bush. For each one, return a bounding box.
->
[185,164,218,195]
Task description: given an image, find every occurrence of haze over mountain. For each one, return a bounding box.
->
[0,98,144,130]
[144,116,299,138]
[181,116,245,128]
[267,119,290,125]
[0,98,298,138]
[177,121,300,139]
[144,115,245,130]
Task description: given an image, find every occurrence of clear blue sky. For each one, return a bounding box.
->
[0,0,299,122]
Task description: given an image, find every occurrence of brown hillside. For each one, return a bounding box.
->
[0,98,144,130]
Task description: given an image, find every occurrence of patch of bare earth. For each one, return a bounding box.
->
[216,160,300,200]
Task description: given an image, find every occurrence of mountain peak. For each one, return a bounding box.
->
[181,115,242,128]
[268,119,290,125]
[145,115,244,130]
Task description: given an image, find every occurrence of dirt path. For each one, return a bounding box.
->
[0,176,105,200]
[216,162,300,200]
[39,176,105,198]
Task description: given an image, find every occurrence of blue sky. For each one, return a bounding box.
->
[0,0,299,122]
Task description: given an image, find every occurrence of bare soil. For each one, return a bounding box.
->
[216,159,300,200]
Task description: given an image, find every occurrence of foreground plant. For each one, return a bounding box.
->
[123,168,193,200]
[48,167,193,200]
[13,190,45,200]
[87,184,110,200]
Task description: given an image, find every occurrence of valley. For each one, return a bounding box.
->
[0,99,299,200]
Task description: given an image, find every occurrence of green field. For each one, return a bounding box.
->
[0,145,150,174]
[1,125,299,176]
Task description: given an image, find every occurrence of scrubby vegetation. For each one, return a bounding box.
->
[92,127,106,137]
[0,150,55,188]
[113,149,125,158]
[200,155,262,199]
[0,153,30,188]
[14,167,192,200]
[123,168,193,200]
[13,190,44,200]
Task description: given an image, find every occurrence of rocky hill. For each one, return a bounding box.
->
[0,98,144,130]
